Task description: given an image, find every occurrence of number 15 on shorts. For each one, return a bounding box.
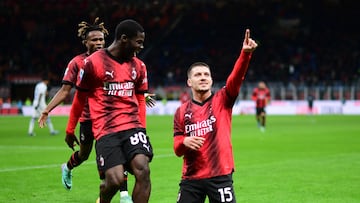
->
[218,187,234,202]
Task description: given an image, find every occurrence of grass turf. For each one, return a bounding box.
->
[0,115,359,202]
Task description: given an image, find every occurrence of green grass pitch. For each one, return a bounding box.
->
[0,115,359,202]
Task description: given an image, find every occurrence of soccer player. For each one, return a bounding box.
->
[66,19,153,203]
[37,18,133,202]
[28,75,59,136]
[251,81,270,132]
[173,29,257,203]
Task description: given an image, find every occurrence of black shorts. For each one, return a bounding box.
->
[95,128,153,179]
[79,120,94,145]
[177,174,236,203]
[256,107,265,116]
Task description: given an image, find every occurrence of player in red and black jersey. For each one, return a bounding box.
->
[251,81,270,132]
[38,18,133,202]
[173,29,257,203]
[66,19,153,203]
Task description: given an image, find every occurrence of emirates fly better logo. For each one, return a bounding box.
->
[185,115,216,137]
[103,82,135,96]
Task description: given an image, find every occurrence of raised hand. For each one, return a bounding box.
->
[242,29,258,52]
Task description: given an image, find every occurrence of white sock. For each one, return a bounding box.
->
[28,118,35,134]
[47,118,55,132]
[120,191,129,197]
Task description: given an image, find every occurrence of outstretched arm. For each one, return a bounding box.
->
[226,29,258,98]
[38,84,72,128]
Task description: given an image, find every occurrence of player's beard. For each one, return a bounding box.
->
[196,86,210,93]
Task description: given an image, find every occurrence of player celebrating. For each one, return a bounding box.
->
[251,81,270,132]
[37,18,133,202]
[173,29,257,202]
[66,19,153,203]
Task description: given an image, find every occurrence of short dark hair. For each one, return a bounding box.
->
[114,19,144,40]
[187,62,210,77]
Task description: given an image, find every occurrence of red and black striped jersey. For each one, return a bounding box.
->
[173,51,252,180]
[62,53,91,122]
[76,49,148,140]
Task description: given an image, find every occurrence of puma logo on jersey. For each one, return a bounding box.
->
[105,70,114,78]
[185,113,192,119]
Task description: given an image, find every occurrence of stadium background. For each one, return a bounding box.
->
[1,2,359,202]
[1,0,359,114]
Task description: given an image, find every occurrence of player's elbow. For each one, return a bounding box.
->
[173,145,183,156]
[173,136,186,156]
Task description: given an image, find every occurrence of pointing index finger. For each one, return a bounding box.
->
[245,29,250,44]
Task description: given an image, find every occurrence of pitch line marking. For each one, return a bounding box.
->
[0,154,174,173]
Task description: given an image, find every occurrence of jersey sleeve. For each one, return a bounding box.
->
[62,55,84,86]
[225,50,252,98]
[135,59,148,127]
[173,107,187,156]
[136,59,148,94]
[136,93,146,127]
[76,58,95,91]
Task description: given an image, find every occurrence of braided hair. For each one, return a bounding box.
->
[77,17,109,40]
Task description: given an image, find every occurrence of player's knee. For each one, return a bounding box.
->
[130,154,151,178]
[106,173,125,189]
[105,166,126,187]
[133,162,150,182]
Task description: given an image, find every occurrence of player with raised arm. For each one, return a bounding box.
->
[173,29,257,203]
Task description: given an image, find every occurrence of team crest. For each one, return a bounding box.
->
[131,67,137,80]
[80,132,85,141]
[99,155,105,167]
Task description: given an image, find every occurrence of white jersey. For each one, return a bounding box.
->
[32,81,47,117]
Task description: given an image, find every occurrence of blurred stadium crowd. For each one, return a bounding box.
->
[1,0,359,103]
